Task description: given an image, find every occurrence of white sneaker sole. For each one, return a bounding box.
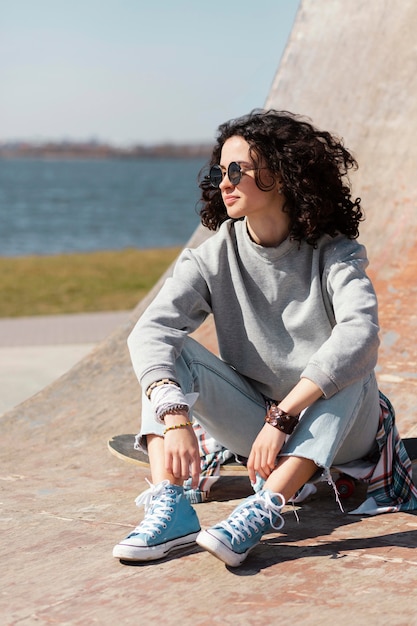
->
[113,531,200,562]
[196,530,250,568]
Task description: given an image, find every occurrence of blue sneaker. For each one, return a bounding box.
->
[196,490,285,567]
[113,480,201,561]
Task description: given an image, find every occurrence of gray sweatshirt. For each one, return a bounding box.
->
[128,219,380,402]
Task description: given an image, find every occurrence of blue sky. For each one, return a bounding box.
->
[0,0,300,145]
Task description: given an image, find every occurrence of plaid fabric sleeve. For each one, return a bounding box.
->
[350,391,417,514]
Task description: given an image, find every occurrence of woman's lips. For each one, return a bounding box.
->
[223,194,239,206]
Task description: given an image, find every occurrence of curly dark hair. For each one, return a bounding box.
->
[198,109,363,245]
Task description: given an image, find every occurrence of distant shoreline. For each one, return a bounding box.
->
[0,141,213,160]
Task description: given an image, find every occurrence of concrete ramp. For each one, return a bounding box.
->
[266,0,417,427]
[2,2,417,624]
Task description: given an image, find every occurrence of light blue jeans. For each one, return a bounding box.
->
[138,337,380,471]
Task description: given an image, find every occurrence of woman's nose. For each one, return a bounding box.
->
[219,171,233,190]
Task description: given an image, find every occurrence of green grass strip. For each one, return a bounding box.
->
[0,247,180,317]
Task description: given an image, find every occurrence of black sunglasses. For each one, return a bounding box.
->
[208,161,266,188]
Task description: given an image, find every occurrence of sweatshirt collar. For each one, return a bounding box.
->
[236,219,296,262]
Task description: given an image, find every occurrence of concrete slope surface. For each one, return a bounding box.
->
[266,0,417,427]
[2,2,417,624]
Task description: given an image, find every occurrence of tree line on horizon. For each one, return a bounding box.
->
[0,139,213,160]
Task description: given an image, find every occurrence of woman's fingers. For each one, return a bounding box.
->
[247,424,285,483]
[164,428,201,487]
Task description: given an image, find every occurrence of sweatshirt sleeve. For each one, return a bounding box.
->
[127,248,212,392]
[301,240,380,398]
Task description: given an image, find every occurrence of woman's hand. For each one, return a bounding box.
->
[163,418,201,488]
[246,378,322,484]
[247,423,286,484]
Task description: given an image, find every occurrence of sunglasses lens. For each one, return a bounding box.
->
[228,162,242,185]
[209,165,223,188]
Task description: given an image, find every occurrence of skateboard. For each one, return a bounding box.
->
[107,433,247,472]
[108,434,417,497]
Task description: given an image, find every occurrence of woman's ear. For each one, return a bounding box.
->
[276,176,284,194]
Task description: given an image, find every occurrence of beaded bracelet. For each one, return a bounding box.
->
[163,421,193,435]
[146,378,180,400]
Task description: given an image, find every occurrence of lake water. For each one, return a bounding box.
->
[0,158,207,256]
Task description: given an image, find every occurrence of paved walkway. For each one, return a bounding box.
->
[0,311,129,415]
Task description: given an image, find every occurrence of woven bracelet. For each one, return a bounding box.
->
[163,421,193,435]
[158,403,189,423]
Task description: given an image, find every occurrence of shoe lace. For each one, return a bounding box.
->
[220,491,285,544]
[131,479,175,538]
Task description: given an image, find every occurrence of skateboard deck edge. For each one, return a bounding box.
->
[107,433,248,472]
